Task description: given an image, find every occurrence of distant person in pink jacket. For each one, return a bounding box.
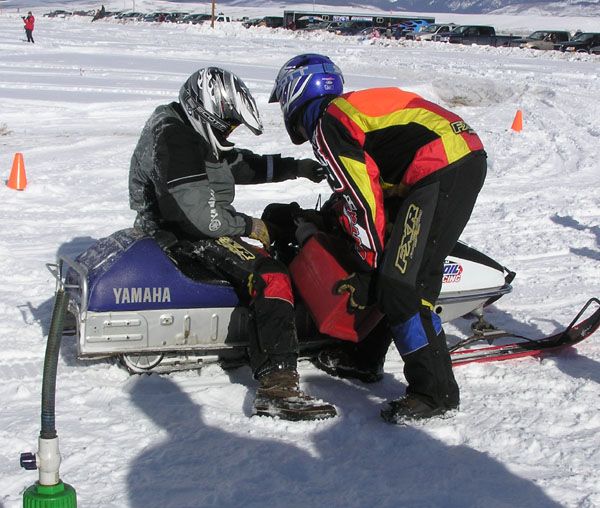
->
[23,11,35,43]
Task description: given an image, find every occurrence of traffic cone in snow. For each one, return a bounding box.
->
[511,110,523,132]
[7,152,27,190]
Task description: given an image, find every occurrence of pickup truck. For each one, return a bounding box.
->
[514,30,570,50]
[435,25,521,47]
[556,32,600,53]
[405,23,456,41]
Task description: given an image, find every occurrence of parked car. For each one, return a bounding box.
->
[116,11,144,21]
[303,21,333,31]
[213,14,232,23]
[142,12,171,22]
[357,26,387,40]
[393,19,430,38]
[178,13,212,24]
[405,23,456,41]
[556,32,600,53]
[334,22,368,36]
[515,30,570,50]
[165,12,189,23]
[43,10,72,18]
[437,25,520,47]
[242,16,283,28]
[72,10,96,17]
[591,46,600,55]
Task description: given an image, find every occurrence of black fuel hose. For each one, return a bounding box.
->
[40,288,68,440]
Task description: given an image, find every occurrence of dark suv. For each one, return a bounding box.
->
[557,32,600,53]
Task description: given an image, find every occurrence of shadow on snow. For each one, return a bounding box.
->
[126,375,563,508]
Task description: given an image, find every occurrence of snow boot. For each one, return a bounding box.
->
[380,394,459,424]
[253,368,337,421]
[312,348,384,384]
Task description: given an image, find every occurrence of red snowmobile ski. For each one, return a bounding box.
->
[449,298,600,366]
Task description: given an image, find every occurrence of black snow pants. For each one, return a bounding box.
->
[170,236,298,379]
[376,150,487,408]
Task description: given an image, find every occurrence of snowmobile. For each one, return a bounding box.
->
[49,228,522,374]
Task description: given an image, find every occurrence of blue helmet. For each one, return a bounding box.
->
[269,54,344,144]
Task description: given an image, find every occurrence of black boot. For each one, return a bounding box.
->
[380,394,459,424]
[312,319,391,383]
[312,348,384,383]
[253,368,337,421]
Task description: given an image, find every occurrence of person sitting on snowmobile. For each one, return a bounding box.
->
[269,54,487,423]
[129,67,336,421]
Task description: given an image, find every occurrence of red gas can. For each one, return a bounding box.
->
[289,233,383,342]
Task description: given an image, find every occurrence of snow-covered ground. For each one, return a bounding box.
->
[1,7,599,508]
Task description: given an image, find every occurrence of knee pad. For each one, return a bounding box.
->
[251,257,294,306]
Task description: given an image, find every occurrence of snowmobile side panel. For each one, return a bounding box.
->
[78,306,250,356]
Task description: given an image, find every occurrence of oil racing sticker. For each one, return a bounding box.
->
[395,204,422,274]
[443,261,463,283]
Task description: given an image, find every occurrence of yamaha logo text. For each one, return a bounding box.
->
[113,287,172,304]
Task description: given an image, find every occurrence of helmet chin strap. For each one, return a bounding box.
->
[187,112,234,158]
[206,124,235,158]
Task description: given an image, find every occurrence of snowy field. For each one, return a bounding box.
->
[1,5,599,508]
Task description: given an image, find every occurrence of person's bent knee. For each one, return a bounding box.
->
[251,257,294,306]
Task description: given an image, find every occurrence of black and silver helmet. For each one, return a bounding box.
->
[179,67,263,157]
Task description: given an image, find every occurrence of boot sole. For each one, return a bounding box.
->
[254,401,337,422]
[381,405,459,425]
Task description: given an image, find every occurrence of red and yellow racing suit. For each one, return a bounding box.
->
[312,87,484,270]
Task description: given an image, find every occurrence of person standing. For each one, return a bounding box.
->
[270,54,487,423]
[129,67,335,421]
[23,11,35,43]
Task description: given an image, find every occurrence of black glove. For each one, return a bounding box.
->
[261,202,302,245]
[334,272,375,313]
[294,219,319,245]
[296,159,326,183]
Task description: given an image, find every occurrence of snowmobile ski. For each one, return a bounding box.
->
[449,298,600,366]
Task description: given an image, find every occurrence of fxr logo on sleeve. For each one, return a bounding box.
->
[450,120,475,135]
[394,204,422,274]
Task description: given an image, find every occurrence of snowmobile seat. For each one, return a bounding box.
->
[67,229,239,313]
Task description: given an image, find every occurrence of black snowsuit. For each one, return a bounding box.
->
[129,101,310,377]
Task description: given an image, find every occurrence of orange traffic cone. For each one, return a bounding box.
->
[511,110,523,132]
[7,152,27,191]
